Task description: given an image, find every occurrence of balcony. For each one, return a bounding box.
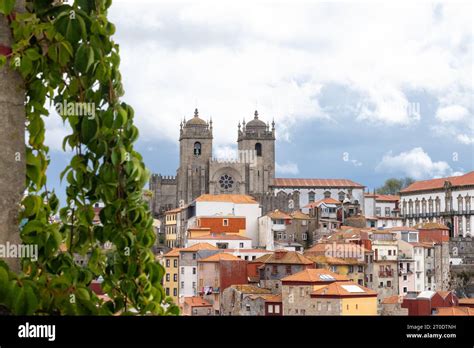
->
[379,270,394,278]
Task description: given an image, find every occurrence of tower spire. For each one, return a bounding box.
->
[194,108,199,118]
[254,110,259,119]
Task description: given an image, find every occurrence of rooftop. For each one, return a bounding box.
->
[311,281,377,297]
[195,194,258,204]
[414,222,450,230]
[266,209,292,220]
[183,296,212,307]
[435,307,474,316]
[163,248,183,257]
[229,284,272,294]
[281,268,348,283]
[181,243,219,252]
[199,253,243,262]
[400,171,474,193]
[305,198,342,208]
[189,234,252,241]
[273,178,364,188]
[253,250,313,265]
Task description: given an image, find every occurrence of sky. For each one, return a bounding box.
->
[44,0,473,202]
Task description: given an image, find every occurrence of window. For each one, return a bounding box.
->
[173,274,178,282]
[385,207,390,217]
[403,287,407,293]
[173,288,177,296]
[387,281,392,287]
[275,305,280,314]
[166,287,170,296]
[192,267,196,275]
[252,256,256,260]
[338,192,345,202]
[286,265,292,274]
[166,259,170,267]
[268,305,273,314]
[403,275,407,281]
[388,250,392,256]
[358,266,363,273]
[246,304,251,312]
[192,253,197,260]
[219,174,234,190]
[272,265,278,274]
[376,207,381,216]
[308,191,315,203]
[180,281,184,289]
[193,142,202,156]
[302,233,307,241]
[174,259,178,268]
[327,302,332,311]
[244,256,249,261]
[299,287,304,296]
[192,282,196,288]
[239,242,244,248]
[348,266,354,273]
[223,219,229,226]
[181,267,184,274]
[317,302,321,311]
[166,274,170,282]
[324,191,331,199]
[255,143,262,157]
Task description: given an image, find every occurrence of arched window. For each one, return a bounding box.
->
[324,191,331,199]
[194,142,201,156]
[255,143,262,157]
[308,191,315,203]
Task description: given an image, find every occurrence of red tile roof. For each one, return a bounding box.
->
[400,171,474,193]
[254,250,313,265]
[414,222,450,230]
[311,281,377,297]
[305,198,341,209]
[435,307,474,316]
[199,253,243,262]
[184,296,212,307]
[195,194,258,204]
[164,248,183,257]
[181,243,218,252]
[273,178,364,188]
[281,269,348,283]
[266,209,292,219]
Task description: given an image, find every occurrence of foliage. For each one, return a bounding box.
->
[0,0,178,315]
[376,177,415,195]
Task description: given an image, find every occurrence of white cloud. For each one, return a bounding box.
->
[457,134,474,145]
[105,0,472,148]
[436,105,469,122]
[375,147,458,179]
[276,162,299,175]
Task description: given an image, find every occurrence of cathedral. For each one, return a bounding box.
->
[149,108,283,216]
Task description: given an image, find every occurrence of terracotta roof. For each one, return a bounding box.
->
[225,249,273,253]
[435,307,474,316]
[305,254,364,265]
[381,295,403,304]
[230,284,272,294]
[164,248,183,257]
[199,253,243,262]
[311,281,377,297]
[265,294,282,303]
[383,226,418,232]
[414,222,450,230]
[189,234,251,241]
[410,242,434,248]
[254,250,313,265]
[195,194,258,204]
[183,296,212,307]
[282,269,348,283]
[181,243,218,252]
[400,171,474,193]
[375,195,400,202]
[305,198,342,209]
[436,291,452,299]
[266,209,292,220]
[290,210,311,219]
[273,178,364,188]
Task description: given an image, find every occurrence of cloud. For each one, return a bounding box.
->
[436,105,469,122]
[375,147,458,179]
[276,162,299,175]
[457,134,474,145]
[106,0,473,149]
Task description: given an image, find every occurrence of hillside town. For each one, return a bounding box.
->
[153,173,474,316]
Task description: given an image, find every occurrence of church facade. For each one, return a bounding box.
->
[150,109,364,217]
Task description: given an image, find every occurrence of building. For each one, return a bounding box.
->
[304,198,343,236]
[364,193,402,228]
[186,194,261,246]
[258,209,293,250]
[380,295,408,316]
[197,253,248,314]
[370,230,399,302]
[397,240,416,295]
[162,248,182,304]
[309,281,378,315]
[256,250,314,293]
[163,207,184,248]
[400,171,474,237]
[401,290,459,316]
[181,296,213,316]
[187,233,253,250]
[178,243,221,298]
[305,254,366,286]
[264,294,283,316]
[220,284,273,316]
[281,268,349,315]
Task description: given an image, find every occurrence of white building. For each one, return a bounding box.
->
[258,210,292,250]
[187,194,262,246]
[186,234,252,249]
[272,178,365,215]
[364,194,402,228]
[400,171,474,237]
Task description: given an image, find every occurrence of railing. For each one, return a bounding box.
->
[379,270,393,278]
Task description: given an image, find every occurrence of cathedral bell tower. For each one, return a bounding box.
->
[237,110,275,195]
[177,108,213,205]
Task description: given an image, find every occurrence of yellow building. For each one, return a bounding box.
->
[305,254,366,286]
[163,248,181,304]
[164,208,182,248]
[310,281,378,315]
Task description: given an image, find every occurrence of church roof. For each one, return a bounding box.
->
[273,178,364,188]
[400,171,474,193]
[245,110,267,128]
[185,108,208,126]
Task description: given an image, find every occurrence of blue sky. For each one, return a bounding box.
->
[44,0,473,202]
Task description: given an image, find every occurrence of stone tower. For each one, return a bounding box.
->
[237,110,275,195]
[177,108,213,205]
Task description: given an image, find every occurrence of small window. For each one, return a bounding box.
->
[239,242,244,248]
[275,305,280,314]
[192,253,197,260]
[166,259,170,267]
[166,273,170,281]
[173,274,178,282]
[192,267,196,275]
[246,304,251,312]
[268,305,274,314]
[223,219,229,226]
[194,142,202,156]
[255,143,262,157]
[174,259,178,268]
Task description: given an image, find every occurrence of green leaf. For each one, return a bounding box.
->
[0,0,15,15]
[81,117,98,144]
[24,286,39,315]
[55,12,82,44]
[74,44,94,73]
[0,55,6,68]
[19,56,33,78]
[24,48,42,61]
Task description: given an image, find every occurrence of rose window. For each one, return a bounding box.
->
[219,174,234,190]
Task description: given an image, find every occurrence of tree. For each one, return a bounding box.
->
[0,0,178,316]
[376,177,414,195]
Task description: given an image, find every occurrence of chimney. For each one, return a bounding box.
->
[274,250,287,260]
